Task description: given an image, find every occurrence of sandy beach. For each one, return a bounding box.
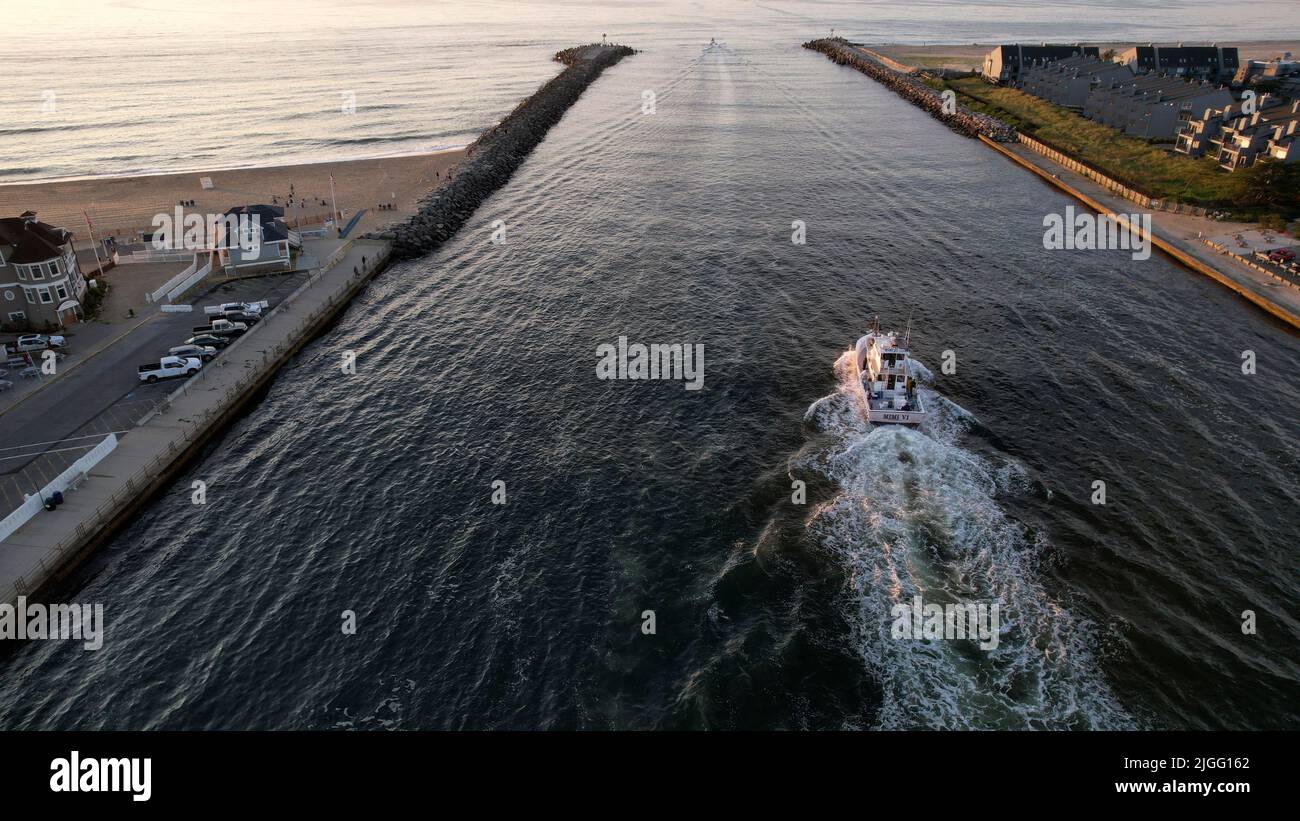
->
[869,40,1300,72]
[0,150,467,246]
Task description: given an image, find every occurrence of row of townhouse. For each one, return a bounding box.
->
[1080,72,1232,140]
[1176,99,1300,170]
[983,43,1238,86]
[1019,55,1232,139]
[1020,55,1132,109]
[1112,44,1239,82]
[0,212,89,331]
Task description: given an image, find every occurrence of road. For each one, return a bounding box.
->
[0,271,308,516]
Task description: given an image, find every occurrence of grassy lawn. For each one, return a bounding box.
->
[944,77,1267,211]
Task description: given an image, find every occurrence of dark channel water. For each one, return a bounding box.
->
[1,39,1297,730]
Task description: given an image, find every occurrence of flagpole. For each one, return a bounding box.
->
[82,210,106,280]
[329,174,341,232]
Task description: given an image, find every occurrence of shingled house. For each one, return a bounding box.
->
[0,212,88,331]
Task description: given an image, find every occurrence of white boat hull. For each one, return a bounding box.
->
[848,334,926,428]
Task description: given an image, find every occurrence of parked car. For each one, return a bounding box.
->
[204,300,266,317]
[15,334,67,353]
[185,334,231,350]
[138,355,201,383]
[220,310,260,326]
[169,344,218,362]
[1267,248,1295,264]
[191,319,248,337]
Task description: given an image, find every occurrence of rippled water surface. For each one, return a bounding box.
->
[1,1,1298,729]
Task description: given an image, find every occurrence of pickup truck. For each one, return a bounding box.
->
[138,355,201,383]
[219,310,261,326]
[191,319,248,337]
[204,300,267,317]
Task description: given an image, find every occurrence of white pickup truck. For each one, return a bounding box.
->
[138,355,201,383]
[204,300,268,316]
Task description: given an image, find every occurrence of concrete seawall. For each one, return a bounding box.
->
[0,238,392,606]
[373,43,636,260]
[1,43,639,607]
[804,36,1300,331]
[978,135,1300,331]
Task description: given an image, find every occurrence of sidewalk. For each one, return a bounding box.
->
[0,237,392,604]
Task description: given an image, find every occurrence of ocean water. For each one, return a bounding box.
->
[0,1,1298,729]
[4,0,1299,181]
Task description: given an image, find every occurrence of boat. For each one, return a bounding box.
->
[848,318,926,427]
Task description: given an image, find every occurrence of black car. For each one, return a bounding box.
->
[186,333,231,349]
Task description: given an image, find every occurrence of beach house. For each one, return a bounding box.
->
[214,205,301,272]
[0,212,88,331]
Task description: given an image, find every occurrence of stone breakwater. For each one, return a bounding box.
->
[803,39,1016,142]
[372,44,636,259]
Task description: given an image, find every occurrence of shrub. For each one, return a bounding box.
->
[81,279,109,320]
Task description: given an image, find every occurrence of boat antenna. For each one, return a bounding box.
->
[903,309,913,348]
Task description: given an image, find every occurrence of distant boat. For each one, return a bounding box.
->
[849,318,925,427]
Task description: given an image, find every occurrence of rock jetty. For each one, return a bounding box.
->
[372,44,636,259]
[803,38,1016,142]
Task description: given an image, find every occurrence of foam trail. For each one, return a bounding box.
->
[797,352,1134,729]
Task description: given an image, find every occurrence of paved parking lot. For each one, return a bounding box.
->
[0,270,308,517]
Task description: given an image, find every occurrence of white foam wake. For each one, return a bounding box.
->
[797,352,1134,729]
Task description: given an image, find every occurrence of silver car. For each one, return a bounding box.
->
[168,343,218,362]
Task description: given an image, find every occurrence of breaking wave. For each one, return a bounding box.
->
[796,351,1135,729]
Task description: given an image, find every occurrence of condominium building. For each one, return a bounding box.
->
[1114,44,1240,82]
[981,43,1100,84]
[1020,55,1133,109]
[1080,73,1232,139]
[1176,99,1300,170]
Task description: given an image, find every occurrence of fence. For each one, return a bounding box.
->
[0,433,118,545]
[145,256,198,303]
[118,249,195,265]
[1200,239,1300,290]
[164,260,213,303]
[1016,133,1155,208]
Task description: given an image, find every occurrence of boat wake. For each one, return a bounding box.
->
[794,351,1135,729]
